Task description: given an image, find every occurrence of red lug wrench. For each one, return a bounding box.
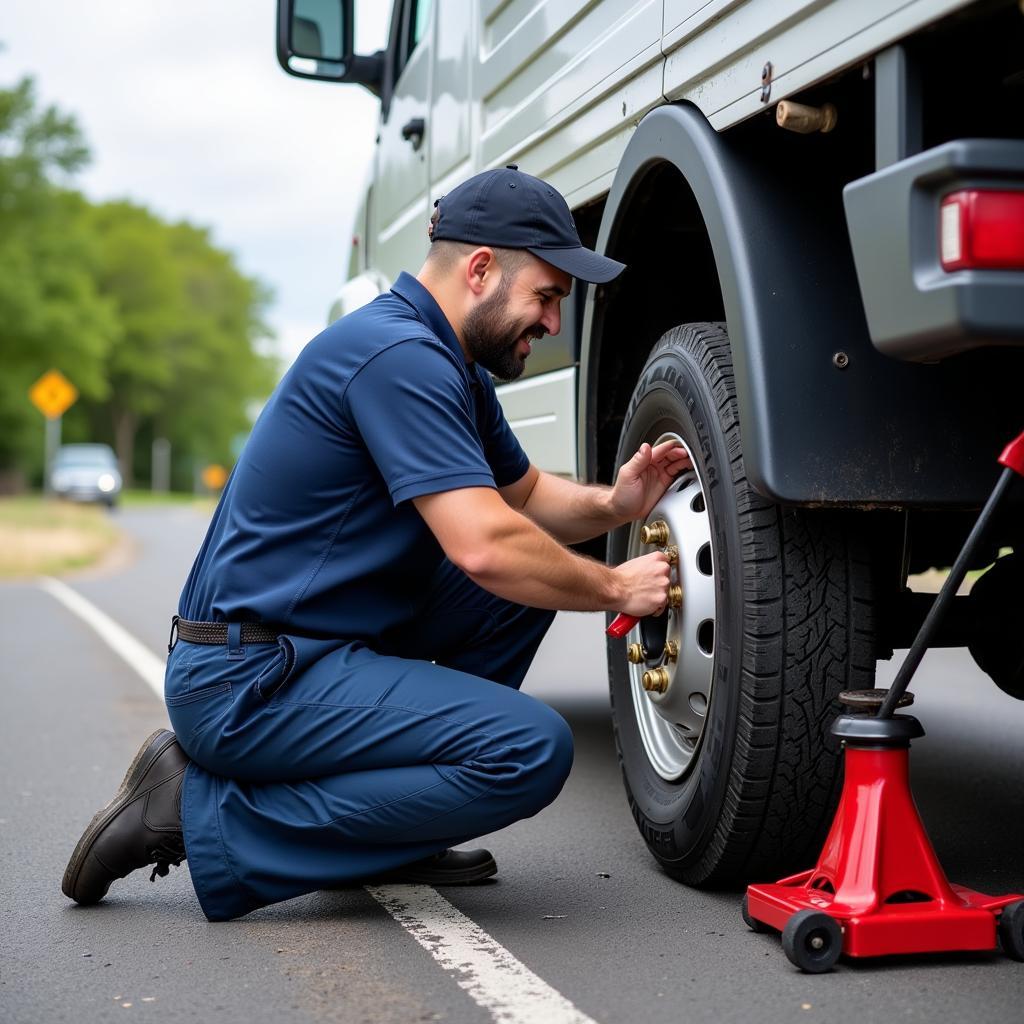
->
[744,429,1024,972]
[606,613,640,639]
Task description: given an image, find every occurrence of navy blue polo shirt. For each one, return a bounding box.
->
[178,272,531,642]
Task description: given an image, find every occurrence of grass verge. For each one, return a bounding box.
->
[0,497,119,578]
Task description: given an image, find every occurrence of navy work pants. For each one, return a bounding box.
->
[164,561,569,921]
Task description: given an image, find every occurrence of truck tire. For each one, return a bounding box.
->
[606,322,875,885]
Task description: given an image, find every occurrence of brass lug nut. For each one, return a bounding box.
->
[666,544,679,565]
[669,584,683,608]
[640,520,669,546]
[642,667,670,693]
[626,642,645,664]
[663,640,679,662]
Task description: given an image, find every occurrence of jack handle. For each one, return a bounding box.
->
[606,613,640,639]
[877,428,1024,718]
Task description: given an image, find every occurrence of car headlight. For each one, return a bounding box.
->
[97,473,117,493]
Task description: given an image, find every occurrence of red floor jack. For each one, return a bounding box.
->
[742,430,1024,972]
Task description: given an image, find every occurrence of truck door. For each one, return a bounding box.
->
[429,0,472,196]
[373,0,433,279]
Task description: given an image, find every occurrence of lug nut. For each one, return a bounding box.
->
[669,585,682,608]
[640,520,669,546]
[626,643,645,664]
[666,545,679,565]
[642,667,670,693]
[663,640,679,662]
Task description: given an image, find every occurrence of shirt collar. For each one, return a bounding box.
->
[391,272,473,381]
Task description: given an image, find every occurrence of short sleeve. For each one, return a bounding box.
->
[472,368,531,488]
[345,340,497,506]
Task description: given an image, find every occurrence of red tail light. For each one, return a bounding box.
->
[940,189,1024,271]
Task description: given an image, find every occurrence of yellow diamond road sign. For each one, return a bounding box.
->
[30,369,78,420]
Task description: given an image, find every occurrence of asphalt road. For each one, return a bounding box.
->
[2,506,1024,1023]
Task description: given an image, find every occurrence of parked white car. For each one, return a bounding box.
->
[51,444,122,508]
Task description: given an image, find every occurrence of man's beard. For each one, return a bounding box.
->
[462,280,542,382]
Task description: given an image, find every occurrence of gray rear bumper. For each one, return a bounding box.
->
[844,139,1024,362]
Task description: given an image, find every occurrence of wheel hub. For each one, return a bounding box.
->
[626,433,716,781]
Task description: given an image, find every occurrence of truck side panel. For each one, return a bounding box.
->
[474,0,972,212]
[662,0,969,130]
[477,0,663,206]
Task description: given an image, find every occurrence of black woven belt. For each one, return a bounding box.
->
[172,616,278,646]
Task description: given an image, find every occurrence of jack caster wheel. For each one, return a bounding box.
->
[741,894,770,933]
[781,910,842,973]
[999,899,1024,961]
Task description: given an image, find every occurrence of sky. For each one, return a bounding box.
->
[2,1,392,367]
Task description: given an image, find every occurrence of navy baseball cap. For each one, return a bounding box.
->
[430,165,626,284]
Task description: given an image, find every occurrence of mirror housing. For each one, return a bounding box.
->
[276,0,383,95]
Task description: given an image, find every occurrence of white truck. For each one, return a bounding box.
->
[276,0,1024,888]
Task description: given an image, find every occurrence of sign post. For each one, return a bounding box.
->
[29,370,79,494]
[44,417,61,495]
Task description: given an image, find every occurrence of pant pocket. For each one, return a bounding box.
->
[165,681,233,747]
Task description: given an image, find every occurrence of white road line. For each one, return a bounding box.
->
[37,575,600,1024]
[367,884,599,1024]
[37,576,166,699]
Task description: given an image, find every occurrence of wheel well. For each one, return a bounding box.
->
[591,162,724,484]
[588,80,1022,506]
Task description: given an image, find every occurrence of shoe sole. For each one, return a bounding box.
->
[61,729,180,903]
[386,854,498,886]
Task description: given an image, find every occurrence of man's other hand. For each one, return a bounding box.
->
[609,440,692,523]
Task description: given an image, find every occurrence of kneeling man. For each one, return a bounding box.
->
[62,167,687,921]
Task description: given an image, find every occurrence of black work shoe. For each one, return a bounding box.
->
[378,848,498,886]
[62,729,188,905]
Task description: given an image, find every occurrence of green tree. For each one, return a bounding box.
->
[159,220,277,474]
[82,201,277,483]
[0,77,118,477]
[0,72,277,489]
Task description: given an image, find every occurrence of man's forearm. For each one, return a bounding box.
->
[464,508,625,611]
[415,487,669,618]
[521,471,627,544]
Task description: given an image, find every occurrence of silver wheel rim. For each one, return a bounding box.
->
[626,432,717,781]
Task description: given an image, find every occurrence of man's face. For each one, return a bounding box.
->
[462,255,572,382]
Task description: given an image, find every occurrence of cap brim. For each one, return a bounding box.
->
[527,245,625,284]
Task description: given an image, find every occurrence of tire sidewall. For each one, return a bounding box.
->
[607,333,744,874]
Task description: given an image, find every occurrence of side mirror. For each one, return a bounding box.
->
[276,0,382,95]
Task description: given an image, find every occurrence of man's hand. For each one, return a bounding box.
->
[610,551,672,617]
[609,440,692,523]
